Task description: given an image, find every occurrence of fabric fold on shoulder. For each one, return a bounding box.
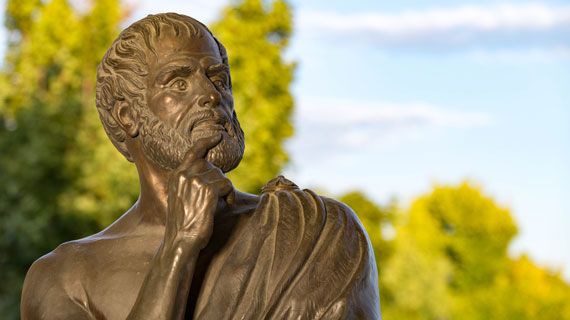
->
[193,176,380,319]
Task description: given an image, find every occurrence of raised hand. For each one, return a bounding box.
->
[165,133,234,249]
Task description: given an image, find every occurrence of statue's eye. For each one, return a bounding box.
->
[213,79,227,90]
[171,79,187,91]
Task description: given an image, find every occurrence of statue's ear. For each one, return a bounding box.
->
[112,100,140,138]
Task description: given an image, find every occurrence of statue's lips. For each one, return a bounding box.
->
[187,111,229,133]
[193,121,225,132]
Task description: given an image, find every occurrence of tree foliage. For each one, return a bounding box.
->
[211,0,295,193]
[343,182,570,320]
[0,1,130,317]
[487,255,570,319]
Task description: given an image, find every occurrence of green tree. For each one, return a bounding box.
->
[382,182,518,319]
[0,1,128,317]
[379,182,570,320]
[418,183,517,292]
[485,255,570,319]
[382,230,454,319]
[211,0,295,193]
[380,189,454,319]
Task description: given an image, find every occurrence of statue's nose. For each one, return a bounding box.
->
[197,90,221,109]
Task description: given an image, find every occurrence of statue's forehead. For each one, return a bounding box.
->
[157,54,222,71]
[148,48,223,83]
[153,33,220,61]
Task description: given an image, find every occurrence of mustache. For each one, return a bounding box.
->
[185,110,229,133]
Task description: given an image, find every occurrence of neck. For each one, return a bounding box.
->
[120,134,172,226]
[134,159,172,226]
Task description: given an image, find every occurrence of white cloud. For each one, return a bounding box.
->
[298,98,493,128]
[298,3,570,48]
[291,98,493,150]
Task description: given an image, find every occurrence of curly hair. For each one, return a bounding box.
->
[95,13,230,161]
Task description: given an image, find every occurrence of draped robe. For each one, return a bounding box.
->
[189,176,381,319]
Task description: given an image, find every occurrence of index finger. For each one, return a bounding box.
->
[179,133,223,169]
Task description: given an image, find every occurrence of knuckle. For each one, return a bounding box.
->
[177,174,187,184]
[203,183,216,193]
[190,176,205,189]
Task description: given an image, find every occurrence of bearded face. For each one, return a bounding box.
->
[138,105,244,173]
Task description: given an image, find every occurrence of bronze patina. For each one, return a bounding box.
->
[21,13,380,319]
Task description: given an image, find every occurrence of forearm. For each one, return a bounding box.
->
[126,135,231,319]
[127,237,200,320]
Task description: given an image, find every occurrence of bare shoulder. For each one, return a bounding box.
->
[22,228,163,320]
[21,238,100,319]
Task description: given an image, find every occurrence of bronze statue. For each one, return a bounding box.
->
[20,13,380,319]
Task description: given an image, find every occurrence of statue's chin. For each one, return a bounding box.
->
[203,131,243,173]
[140,129,243,173]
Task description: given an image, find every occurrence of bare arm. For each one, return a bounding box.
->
[21,135,231,320]
[127,134,234,320]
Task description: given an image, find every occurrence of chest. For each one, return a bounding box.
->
[83,238,161,319]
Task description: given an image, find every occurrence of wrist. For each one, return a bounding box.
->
[160,233,202,260]
[164,219,213,249]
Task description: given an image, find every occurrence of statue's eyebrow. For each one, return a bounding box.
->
[156,65,193,85]
[206,63,229,76]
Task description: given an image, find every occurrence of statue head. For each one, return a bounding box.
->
[96,13,245,172]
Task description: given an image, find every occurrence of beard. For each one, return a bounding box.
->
[137,106,244,172]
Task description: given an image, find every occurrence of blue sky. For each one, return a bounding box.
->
[280,0,570,279]
[2,0,568,278]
